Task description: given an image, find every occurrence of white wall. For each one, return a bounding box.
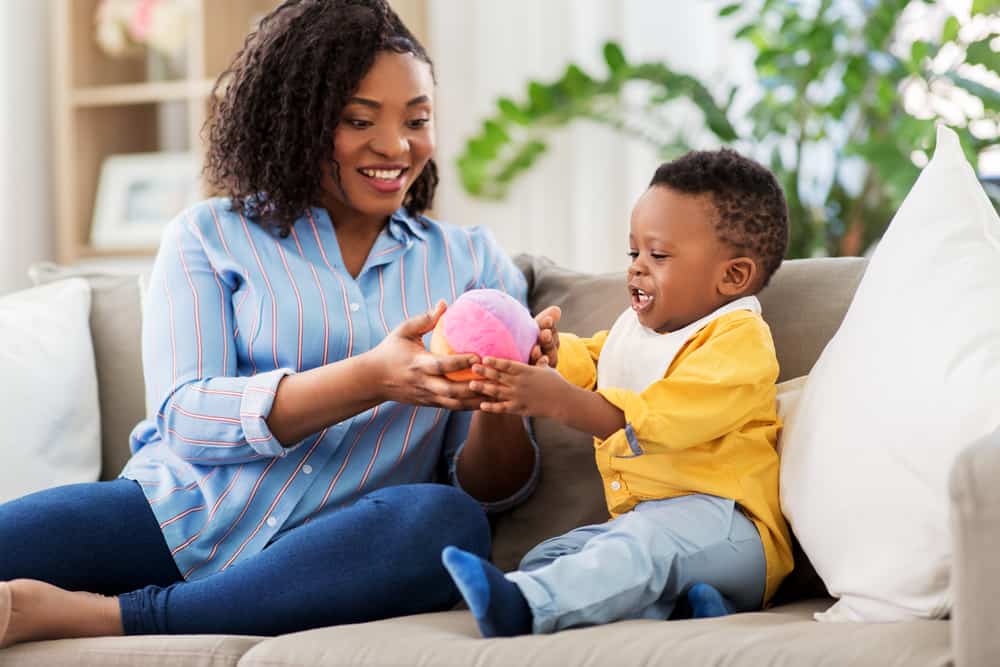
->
[0,0,53,295]
[428,0,752,274]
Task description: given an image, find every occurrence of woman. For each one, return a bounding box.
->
[0,0,557,645]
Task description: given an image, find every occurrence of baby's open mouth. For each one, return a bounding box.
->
[631,287,654,313]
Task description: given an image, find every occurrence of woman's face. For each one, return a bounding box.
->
[321,51,435,227]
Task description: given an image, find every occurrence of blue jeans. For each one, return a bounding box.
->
[0,478,489,636]
[506,494,766,633]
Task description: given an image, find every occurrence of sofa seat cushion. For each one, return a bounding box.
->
[237,600,950,667]
[0,634,264,667]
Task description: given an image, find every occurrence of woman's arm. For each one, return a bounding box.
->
[268,301,485,446]
[454,411,537,503]
[143,213,290,465]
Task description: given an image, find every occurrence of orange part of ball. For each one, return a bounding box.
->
[445,367,483,382]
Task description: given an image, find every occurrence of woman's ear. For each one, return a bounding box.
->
[718,257,757,296]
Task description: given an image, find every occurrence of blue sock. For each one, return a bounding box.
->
[441,546,533,637]
[687,582,737,618]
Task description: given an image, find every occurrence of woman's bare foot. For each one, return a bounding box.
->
[0,579,122,649]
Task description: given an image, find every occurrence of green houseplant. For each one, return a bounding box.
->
[456,0,1000,258]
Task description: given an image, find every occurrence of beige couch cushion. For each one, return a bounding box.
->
[237,599,950,667]
[0,634,263,667]
[30,263,147,481]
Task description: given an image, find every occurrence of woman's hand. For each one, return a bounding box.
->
[369,300,484,410]
[469,356,569,418]
[529,305,561,368]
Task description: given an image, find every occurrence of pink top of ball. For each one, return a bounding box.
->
[441,289,539,363]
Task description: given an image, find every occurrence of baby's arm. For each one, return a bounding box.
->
[473,357,625,439]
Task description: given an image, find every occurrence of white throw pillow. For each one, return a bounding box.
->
[0,278,101,503]
[775,375,807,424]
[779,125,1000,622]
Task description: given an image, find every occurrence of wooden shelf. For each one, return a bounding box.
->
[76,244,157,259]
[71,80,216,107]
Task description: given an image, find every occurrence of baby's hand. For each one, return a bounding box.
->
[530,305,561,368]
[470,356,567,418]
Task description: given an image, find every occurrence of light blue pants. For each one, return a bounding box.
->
[505,494,766,633]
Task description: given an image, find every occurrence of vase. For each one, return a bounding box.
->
[145,48,186,82]
[146,49,189,152]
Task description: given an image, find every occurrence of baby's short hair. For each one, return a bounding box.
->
[650,148,789,289]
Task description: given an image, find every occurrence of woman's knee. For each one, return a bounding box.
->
[366,483,490,557]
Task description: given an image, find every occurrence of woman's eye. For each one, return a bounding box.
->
[345,119,373,129]
[407,118,430,129]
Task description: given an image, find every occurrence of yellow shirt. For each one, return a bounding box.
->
[556,310,793,604]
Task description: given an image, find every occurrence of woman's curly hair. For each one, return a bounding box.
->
[651,149,789,289]
[203,0,438,237]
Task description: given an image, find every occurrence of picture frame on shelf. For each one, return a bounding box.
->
[90,151,201,251]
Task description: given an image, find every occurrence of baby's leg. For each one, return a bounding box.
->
[506,494,766,633]
[441,547,532,637]
[441,523,603,637]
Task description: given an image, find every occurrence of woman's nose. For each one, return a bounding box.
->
[370,126,408,158]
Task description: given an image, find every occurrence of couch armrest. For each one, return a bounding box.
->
[950,433,1000,667]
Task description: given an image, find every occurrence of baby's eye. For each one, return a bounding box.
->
[651,253,669,260]
[626,250,639,259]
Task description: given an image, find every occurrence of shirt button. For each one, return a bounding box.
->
[266,516,277,527]
[349,302,360,312]
[610,480,622,491]
[303,464,313,474]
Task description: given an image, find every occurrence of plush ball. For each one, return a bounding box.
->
[430,289,539,381]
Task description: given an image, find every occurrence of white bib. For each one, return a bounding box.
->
[596,296,761,394]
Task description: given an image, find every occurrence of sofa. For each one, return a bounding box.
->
[3,253,993,666]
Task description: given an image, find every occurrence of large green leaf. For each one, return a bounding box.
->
[497,97,530,125]
[941,15,960,43]
[603,42,627,75]
[966,38,1000,75]
[972,0,1000,15]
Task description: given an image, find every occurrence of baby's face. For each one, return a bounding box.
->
[627,186,735,333]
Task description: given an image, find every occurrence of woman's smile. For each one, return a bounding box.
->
[357,164,410,193]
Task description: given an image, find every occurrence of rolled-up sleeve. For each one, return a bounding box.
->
[142,211,299,464]
[446,413,541,514]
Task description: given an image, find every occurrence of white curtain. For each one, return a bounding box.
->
[428,0,753,274]
[0,0,52,295]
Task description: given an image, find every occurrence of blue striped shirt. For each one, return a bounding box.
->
[122,199,532,581]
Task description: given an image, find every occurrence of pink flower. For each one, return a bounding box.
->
[129,0,158,41]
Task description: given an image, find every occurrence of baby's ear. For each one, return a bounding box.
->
[719,257,757,296]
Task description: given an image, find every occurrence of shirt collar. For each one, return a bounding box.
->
[388,208,428,242]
